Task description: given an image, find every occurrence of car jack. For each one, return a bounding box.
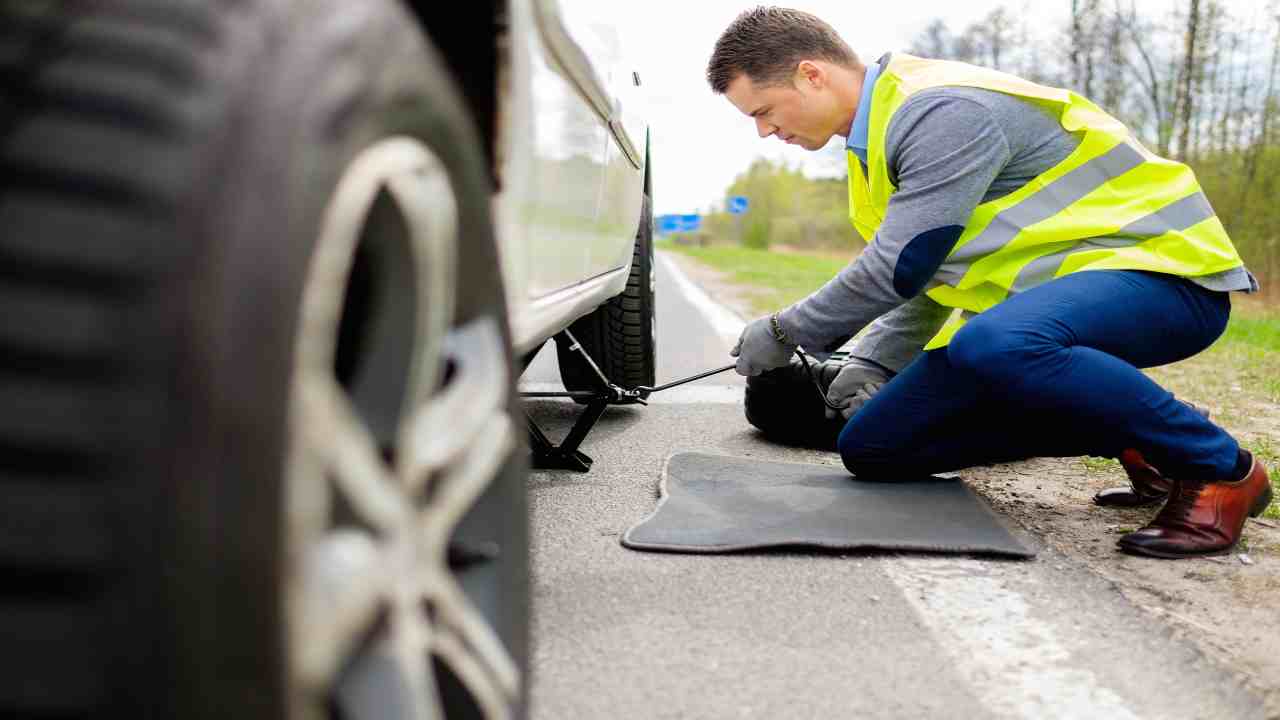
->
[521,328,735,472]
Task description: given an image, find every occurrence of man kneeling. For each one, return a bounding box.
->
[714,7,1271,559]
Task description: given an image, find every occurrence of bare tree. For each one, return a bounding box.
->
[982,7,1016,69]
[1218,23,1239,154]
[1174,0,1202,160]
[1211,5,1238,156]
[1232,8,1259,154]
[911,19,952,58]
[1264,13,1280,150]
[1100,2,1128,111]
[1243,12,1280,185]
[1071,0,1101,96]
[1121,1,1174,154]
[951,24,983,65]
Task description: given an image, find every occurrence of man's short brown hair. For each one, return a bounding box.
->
[706,6,859,94]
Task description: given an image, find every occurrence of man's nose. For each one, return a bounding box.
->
[755,117,775,138]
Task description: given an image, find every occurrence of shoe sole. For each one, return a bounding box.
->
[1115,541,1234,559]
[1092,494,1166,508]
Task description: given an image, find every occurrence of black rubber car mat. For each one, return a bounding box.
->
[622,452,1034,558]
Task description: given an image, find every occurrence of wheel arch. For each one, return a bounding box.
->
[401,0,508,189]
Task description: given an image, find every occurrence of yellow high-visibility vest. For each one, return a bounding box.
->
[849,54,1244,350]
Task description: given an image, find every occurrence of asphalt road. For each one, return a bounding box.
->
[519,252,1264,719]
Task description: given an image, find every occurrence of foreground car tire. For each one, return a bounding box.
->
[0,2,526,718]
[556,195,657,392]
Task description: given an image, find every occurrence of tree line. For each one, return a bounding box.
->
[696,1,1279,297]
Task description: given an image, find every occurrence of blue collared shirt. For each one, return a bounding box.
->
[847,62,881,165]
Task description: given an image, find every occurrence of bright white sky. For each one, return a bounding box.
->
[624,0,1263,217]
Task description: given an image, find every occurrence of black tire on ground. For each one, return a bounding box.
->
[556,194,657,392]
[0,2,526,719]
[743,353,851,451]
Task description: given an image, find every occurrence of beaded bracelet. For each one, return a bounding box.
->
[769,313,792,345]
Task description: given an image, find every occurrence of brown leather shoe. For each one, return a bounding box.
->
[1118,454,1274,558]
[1093,448,1172,507]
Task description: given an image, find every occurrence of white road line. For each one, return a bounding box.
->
[657,251,744,345]
[883,557,1143,720]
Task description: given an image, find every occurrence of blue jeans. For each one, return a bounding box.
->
[838,270,1237,482]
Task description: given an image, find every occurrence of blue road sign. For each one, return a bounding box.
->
[728,196,750,215]
[656,213,702,234]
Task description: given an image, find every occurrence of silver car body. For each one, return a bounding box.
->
[495,0,650,355]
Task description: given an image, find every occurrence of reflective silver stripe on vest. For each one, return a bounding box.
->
[1008,191,1218,294]
[1118,191,1215,237]
[1009,237,1136,293]
[934,265,966,286]
[948,142,1146,264]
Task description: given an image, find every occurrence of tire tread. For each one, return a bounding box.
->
[557,196,656,390]
[0,3,219,716]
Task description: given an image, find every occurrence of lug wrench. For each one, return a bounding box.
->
[637,349,841,412]
[524,341,841,472]
[633,363,736,398]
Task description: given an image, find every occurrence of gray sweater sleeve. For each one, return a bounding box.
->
[847,293,952,372]
[776,93,1012,355]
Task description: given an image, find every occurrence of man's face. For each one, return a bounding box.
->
[724,63,840,151]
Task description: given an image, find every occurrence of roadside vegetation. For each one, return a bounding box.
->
[660,241,846,313]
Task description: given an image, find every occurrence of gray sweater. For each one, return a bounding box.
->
[778,82,1256,373]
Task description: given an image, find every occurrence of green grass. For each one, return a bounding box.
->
[1218,307,1280,352]
[1240,437,1280,520]
[1081,456,1120,473]
[1209,306,1280,403]
[1244,436,1280,466]
[1214,311,1279,521]
[665,243,851,316]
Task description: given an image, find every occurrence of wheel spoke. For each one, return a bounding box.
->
[333,629,444,720]
[302,375,409,533]
[433,626,515,720]
[332,648,419,720]
[429,576,521,701]
[417,413,515,551]
[412,408,521,702]
[401,317,509,496]
[292,530,388,693]
[385,164,457,411]
[285,435,330,565]
[389,605,444,720]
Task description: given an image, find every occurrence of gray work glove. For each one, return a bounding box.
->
[824,357,894,420]
[731,314,797,377]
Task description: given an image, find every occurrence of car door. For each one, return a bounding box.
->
[533,0,646,284]
[504,0,608,300]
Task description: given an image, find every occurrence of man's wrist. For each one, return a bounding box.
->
[769,312,793,346]
[846,355,896,380]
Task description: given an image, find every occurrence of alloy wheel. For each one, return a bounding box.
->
[285,137,520,720]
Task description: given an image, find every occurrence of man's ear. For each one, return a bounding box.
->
[797,60,824,88]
